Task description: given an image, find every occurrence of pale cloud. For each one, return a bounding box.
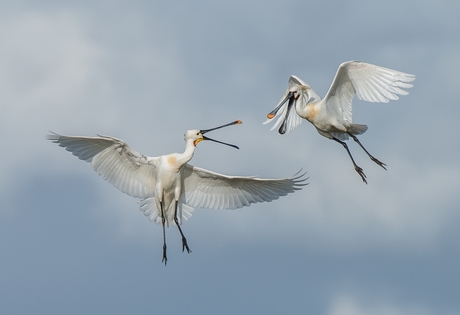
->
[1,1,459,314]
[0,10,107,110]
[328,294,435,315]
[0,10,112,199]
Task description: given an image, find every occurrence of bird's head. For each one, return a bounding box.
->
[266,75,313,120]
[185,120,242,149]
[288,75,310,98]
[264,75,318,135]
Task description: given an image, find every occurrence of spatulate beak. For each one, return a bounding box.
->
[200,120,242,149]
[267,91,294,119]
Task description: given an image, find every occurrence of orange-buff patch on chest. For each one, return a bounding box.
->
[167,156,177,166]
[306,106,318,122]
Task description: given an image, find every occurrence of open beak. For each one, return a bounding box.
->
[200,120,242,149]
[278,95,296,135]
[267,91,295,119]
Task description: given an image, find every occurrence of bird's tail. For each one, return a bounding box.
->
[349,124,368,135]
[138,198,194,226]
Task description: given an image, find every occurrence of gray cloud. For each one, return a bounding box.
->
[1,0,459,314]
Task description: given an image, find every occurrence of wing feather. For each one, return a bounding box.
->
[182,165,308,210]
[324,61,415,122]
[48,133,158,199]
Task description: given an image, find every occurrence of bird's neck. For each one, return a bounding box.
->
[297,88,322,121]
[176,139,196,166]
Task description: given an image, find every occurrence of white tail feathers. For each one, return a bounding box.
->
[349,124,368,135]
[138,198,194,226]
[330,124,368,141]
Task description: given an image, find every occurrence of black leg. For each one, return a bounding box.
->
[347,133,387,170]
[333,137,367,184]
[160,200,167,265]
[174,201,192,254]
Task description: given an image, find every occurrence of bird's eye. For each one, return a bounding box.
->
[196,132,200,136]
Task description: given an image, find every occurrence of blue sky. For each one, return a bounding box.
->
[1,1,459,314]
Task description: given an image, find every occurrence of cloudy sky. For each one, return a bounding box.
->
[1,0,459,314]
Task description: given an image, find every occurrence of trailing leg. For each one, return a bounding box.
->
[160,200,168,265]
[174,201,191,254]
[333,137,367,184]
[348,133,387,170]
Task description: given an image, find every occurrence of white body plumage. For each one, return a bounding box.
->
[48,121,307,263]
[265,61,415,183]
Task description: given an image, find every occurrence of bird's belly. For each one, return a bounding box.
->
[313,113,347,132]
[155,167,182,196]
[313,116,348,139]
[156,172,181,195]
[154,174,182,226]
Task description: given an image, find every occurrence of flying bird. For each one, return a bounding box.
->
[48,120,308,264]
[264,61,415,183]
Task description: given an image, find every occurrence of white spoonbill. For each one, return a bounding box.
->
[264,61,415,183]
[48,120,308,264]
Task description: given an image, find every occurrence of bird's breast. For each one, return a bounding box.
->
[167,155,177,167]
[161,155,183,173]
[305,104,319,123]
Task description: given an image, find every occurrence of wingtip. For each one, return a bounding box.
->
[291,169,310,186]
[46,131,60,141]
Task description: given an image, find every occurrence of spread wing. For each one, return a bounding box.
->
[182,165,308,210]
[324,61,415,123]
[48,133,158,199]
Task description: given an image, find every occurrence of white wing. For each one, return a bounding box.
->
[263,76,304,134]
[182,165,308,210]
[324,61,415,123]
[48,133,158,199]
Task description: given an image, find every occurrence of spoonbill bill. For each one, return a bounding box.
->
[264,61,415,183]
[48,120,308,264]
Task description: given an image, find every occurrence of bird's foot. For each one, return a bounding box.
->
[182,238,192,254]
[162,244,168,265]
[371,157,387,170]
[354,165,368,184]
